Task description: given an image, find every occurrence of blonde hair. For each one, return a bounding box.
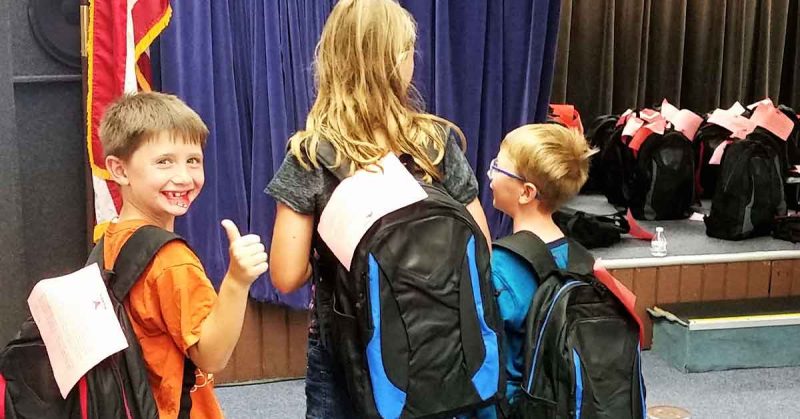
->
[289,0,465,182]
[501,124,594,211]
[99,91,208,160]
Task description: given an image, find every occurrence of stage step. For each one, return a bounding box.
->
[648,296,800,372]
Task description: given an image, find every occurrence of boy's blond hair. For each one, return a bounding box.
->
[289,0,465,182]
[99,92,208,160]
[501,124,594,211]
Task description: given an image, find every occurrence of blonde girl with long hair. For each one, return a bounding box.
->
[266,1,491,416]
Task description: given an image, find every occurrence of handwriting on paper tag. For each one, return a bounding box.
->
[707,110,755,139]
[28,264,129,398]
[318,153,427,270]
[750,103,794,141]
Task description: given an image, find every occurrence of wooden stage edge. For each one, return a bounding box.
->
[217,251,800,384]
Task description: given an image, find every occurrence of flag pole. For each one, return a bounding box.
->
[80,0,94,253]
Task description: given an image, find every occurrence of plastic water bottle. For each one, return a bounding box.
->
[650,226,667,257]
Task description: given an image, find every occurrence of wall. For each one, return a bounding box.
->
[0,1,87,346]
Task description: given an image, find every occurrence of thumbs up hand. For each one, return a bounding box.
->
[221,219,268,286]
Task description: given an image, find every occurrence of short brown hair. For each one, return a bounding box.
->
[501,124,594,211]
[99,92,208,160]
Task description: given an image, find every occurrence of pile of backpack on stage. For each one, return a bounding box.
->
[580,98,800,242]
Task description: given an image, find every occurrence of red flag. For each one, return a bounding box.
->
[86,0,171,241]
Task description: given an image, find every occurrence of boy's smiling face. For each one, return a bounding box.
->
[114,131,204,228]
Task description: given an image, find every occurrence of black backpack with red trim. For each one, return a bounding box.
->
[0,227,195,419]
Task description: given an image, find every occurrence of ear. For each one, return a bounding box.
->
[105,155,129,186]
[518,182,538,205]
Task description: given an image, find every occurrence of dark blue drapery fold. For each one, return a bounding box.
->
[155,0,560,308]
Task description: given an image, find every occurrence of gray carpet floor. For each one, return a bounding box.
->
[215,350,800,418]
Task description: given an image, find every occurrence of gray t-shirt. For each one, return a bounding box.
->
[266,130,479,215]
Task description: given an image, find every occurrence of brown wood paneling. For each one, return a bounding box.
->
[792,260,800,296]
[678,265,703,302]
[633,268,658,348]
[214,259,800,383]
[261,303,290,378]
[701,263,726,300]
[287,309,310,377]
[233,302,265,382]
[655,266,680,304]
[724,262,749,299]
[770,260,794,297]
[746,261,771,298]
[612,268,634,293]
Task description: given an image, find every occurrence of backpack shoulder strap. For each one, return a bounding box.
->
[493,231,558,279]
[564,238,595,276]
[315,139,352,181]
[494,232,596,280]
[316,134,444,182]
[86,238,105,268]
[108,226,185,301]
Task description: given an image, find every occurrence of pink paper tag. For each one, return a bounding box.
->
[727,101,746,115]
[708,140,732,165]
[660,99,679,120]
[750,103,794,141]
[622,117,645,137]
[748,98,774,110]
[616,109,634,127]
[640,108,661,122]
[707,110,755,139]
[670,109,703,140]
[645,118,667,135]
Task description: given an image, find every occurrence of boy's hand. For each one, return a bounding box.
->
[221,219,269,285]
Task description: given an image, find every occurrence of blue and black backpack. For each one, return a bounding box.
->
[494,232,646,419]
[312,140,505,418]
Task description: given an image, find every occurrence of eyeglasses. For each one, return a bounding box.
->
[487,158,526,182]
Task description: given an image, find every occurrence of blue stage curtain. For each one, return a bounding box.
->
[155,0,560,307]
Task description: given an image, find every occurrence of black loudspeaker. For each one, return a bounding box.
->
[28,0,81,69]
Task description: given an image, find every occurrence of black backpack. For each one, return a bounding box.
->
[0,226,196,419]
[772,216,800,243]
[629,130,695,220]
[598,122,634,208]
[582,115,619,194]
[493,232,645,419]
[552,208,629,249]
[705,129,788,240]
[693,122,733,199]
[777,105,800,167]
[313,141,504,418]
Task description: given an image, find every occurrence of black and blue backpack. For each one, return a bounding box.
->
[312,140,505,418]
[0,226,196,419]
[494,232,646,419]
